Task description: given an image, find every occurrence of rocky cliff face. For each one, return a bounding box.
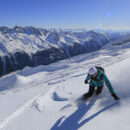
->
[0,48,67,76]
[0,26,118,76]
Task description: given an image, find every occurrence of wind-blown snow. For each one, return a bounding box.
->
[0,40,130,130]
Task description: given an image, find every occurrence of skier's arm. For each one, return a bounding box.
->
[85,74,91,84]
[104,74,120,100]
[103,74,114,95]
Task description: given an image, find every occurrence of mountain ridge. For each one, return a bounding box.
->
[0,26,128,76]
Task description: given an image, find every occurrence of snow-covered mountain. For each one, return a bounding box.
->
[0,36,130,130]
[103,33,130,49]
[0,26,117,76]
[0,26,112,55]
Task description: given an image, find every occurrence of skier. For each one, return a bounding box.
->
[82,66,120,101]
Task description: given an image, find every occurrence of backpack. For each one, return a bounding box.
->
[95,66,105,73]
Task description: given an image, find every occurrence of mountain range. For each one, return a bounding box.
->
[0,26,128,76]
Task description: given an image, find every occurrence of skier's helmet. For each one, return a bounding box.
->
[88,67,97,76]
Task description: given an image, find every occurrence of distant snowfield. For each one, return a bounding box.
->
[0,43,130,130]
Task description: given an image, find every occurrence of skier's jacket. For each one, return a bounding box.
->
[85,67,114,95]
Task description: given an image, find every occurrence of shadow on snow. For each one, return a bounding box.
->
[51,97,120,130]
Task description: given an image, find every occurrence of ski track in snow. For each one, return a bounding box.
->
[2,49,128,96]
[0,97,37,129]
[0,47,130,129]
[0,86,50,130]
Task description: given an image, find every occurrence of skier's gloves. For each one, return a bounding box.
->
[85,80,88,84]
[112,93,120,100]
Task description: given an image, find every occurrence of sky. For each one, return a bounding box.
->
[0,0,130,30]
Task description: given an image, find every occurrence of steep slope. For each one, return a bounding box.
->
[0,40,130,130]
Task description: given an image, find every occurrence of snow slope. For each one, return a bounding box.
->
[0,41,130,130]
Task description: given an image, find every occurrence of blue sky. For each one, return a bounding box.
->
[0,0,130,30]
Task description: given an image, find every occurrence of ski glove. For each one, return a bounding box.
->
[112,93,120,100]
[85,80,88,84]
